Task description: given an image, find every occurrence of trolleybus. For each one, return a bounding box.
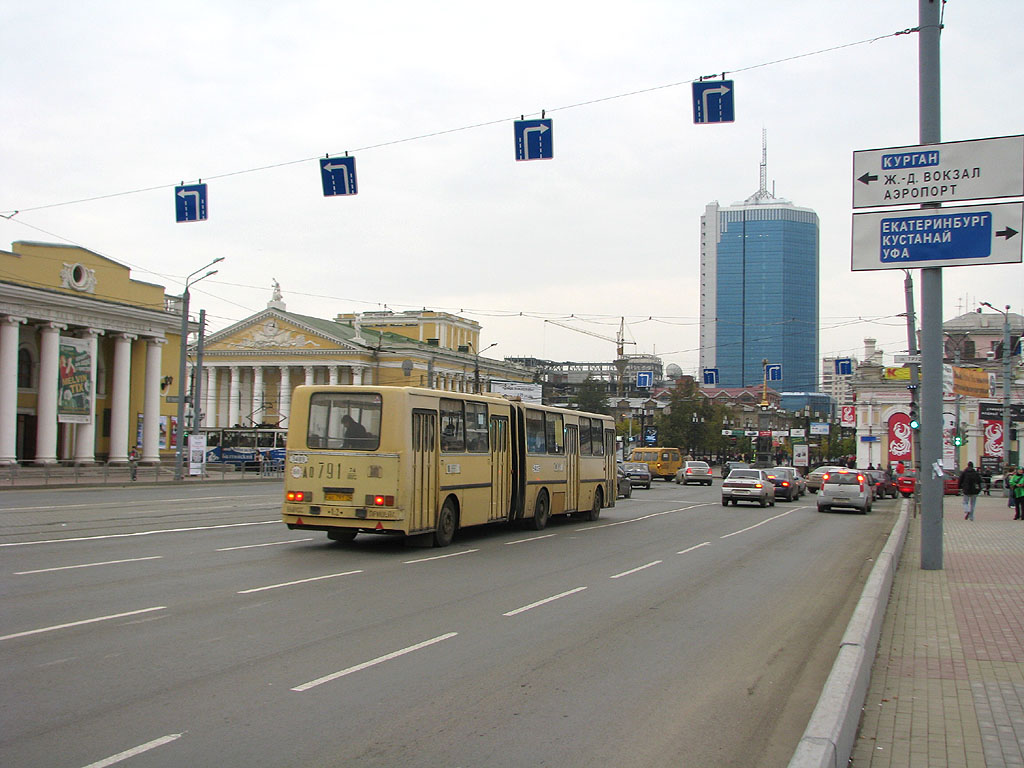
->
[281,385,617,546]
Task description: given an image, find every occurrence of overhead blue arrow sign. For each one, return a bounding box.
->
[320,156,358,196]
[702,368,719,386]
[636,371,653,388]
[765,363,782,382]
[175,183,208,222]
[692,80,734,124]
[514,119,553,161]
[852,202,1023,270]
[834,358,853,376]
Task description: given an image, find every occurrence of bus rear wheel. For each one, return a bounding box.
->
[433,499,458,547]
[327,529,357,543]
[584,488,602,522]
[530,491,550,531]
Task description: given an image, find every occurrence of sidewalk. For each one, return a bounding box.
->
[851,493,1024,767]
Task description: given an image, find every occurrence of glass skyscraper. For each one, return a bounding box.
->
[699,182,819,392]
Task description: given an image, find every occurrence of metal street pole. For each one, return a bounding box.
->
[918,0,943,570]
[981,302,1012,495]
[174,258,223,481]
[471,342,497,394]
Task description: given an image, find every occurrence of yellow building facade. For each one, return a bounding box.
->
[0,241,186,464]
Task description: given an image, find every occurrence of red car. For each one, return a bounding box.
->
[943,471,961,495]
[897,474,916,498]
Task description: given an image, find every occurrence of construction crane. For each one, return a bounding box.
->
[544,317,636,397]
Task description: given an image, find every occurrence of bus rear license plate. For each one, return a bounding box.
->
[325,492,352,502]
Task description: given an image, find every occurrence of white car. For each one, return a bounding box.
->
[817,469,872,514]
[721,469,775,507]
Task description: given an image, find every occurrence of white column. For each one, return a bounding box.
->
[278,365,291,428]
[0,316,26,464]
[252,366,264,425]
[328,365,338,385]
[228,365,241,427]
[35,322,66,464]
[205,367,217,427]
[352,365,365,385]
[142,338,165,463]
[73,328,103,464]
[108,333,135,464]
[304,365,314,386]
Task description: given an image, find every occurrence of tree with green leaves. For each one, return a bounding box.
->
[571,377,610,414]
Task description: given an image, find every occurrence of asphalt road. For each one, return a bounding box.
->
[0,479,898,768]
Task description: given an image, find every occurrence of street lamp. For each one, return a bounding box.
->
[175,257,224,480]
[471,341,498,394]
[980,302,1012,494]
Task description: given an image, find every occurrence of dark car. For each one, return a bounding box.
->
[722,461,750,480]
[616,465,633,499]
[619,461,652,489]
[766,467,800,501]
[864,469,898,500]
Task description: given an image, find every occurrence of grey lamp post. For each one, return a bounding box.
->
[980,302,1012,495]
[471,342,497,394]
[175,257,224,480]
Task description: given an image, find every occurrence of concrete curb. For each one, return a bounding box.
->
[787,501,911,768]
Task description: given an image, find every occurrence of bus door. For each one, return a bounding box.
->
[565,424,580,512]
[411,410,438,534]
[489,415,511,522]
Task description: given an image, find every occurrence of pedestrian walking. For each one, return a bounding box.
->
[958,461,982,521]
[1009,466,1024,520]
[128,445,139,481]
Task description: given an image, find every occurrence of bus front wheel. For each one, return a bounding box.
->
[433,499,458,547]
[530,491,550,531]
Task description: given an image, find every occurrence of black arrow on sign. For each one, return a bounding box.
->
[858,172,879,185]
[996,226,1019,240]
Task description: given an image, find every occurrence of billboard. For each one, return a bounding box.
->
[57,337,92,424]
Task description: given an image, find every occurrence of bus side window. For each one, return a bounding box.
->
[579,418,592,455]
[547,413,564,455]
[440,398,465,452]
[465,402,488,453]
[592,422,604,455]
[525,409,546,454]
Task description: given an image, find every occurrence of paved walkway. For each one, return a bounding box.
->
[851,493,1024,767]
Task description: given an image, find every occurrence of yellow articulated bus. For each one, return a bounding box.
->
[281,386,617,547]
[628,446,683,481]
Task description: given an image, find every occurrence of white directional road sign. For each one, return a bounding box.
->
[853,135,1024,208]
[852,202,1023,271]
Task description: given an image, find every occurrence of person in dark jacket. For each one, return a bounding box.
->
[959,461,982,521]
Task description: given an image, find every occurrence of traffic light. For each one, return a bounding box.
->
[953,433,962,446]
[907,384,920,430]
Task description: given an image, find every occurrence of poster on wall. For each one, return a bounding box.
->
[57,336,92,423]
[136,413,144,449]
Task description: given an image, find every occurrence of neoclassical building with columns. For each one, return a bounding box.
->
[197,297,531,429]
[1,241,186,465]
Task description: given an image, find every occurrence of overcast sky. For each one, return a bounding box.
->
[3,1,1022,377]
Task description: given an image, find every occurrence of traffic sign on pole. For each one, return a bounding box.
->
[853,135,1024,208]
[702,368,719,386]
[852,202,1023,271]
[692,80,734,124]
[764,363,782,382]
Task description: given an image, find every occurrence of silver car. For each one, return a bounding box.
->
[721,468,775,507]
[816,469,872,514]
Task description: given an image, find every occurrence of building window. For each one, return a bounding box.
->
[17,347,33,389]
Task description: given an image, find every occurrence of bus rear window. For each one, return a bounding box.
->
[307,393,382,450]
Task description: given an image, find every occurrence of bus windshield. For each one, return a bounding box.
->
[307,392,382,450]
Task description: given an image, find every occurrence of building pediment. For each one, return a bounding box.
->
[205,312,358,353]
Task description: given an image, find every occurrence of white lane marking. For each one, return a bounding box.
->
[292,632,459,692]
[677,541,712,555]
[238,570,363,594]
[577,505,705,531]
[719,508,795,539]
[217,538,313,551]
[0,520,279,547]
[14,555,163,575]
[505,533,557,545]
[503,586,588,617]
[2,494,273,512]
[610,560,662,579]
[80,733,183,768]
[403,549,479,564]
[1,606,167,642]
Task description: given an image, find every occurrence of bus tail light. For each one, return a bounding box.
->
[366,494,395,507]
[286,490,310,502]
